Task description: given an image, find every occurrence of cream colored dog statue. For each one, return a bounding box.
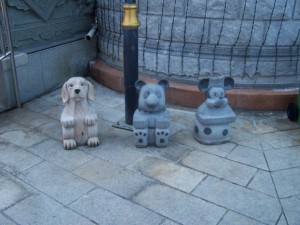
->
[60,77,99,150]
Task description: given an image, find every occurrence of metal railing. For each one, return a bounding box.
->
[0,0,21,108]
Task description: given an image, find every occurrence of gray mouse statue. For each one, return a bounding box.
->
[194,76,236,144]
[133,80,170,148]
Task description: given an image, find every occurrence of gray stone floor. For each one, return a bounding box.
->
[1,77,300,225]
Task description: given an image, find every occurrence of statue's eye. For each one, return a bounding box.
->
[143,91,150,98]
[156,91,162,99]
[68,84,73,88]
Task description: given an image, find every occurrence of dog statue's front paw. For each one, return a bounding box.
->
[88,137,99,147]
[85,114,97,126]
[63,139,77,150]
[61,118,75,128]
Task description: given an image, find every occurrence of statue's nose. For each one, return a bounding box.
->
[147,94,158,106]
[75,89,80,94]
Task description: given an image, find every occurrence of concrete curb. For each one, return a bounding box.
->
[90,59,297,110]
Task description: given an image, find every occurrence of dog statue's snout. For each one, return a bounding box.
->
[74,89,80,94]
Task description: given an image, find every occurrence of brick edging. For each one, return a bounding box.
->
[90,59,297,110]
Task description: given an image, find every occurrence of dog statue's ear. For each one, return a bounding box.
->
[61,82,69,103]
[87,81,95,101]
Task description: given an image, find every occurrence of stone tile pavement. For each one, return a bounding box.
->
[0,77,300,225]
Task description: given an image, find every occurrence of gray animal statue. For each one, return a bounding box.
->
[60,77,99,150]
[133,80,170,148]
[194,76,236,144]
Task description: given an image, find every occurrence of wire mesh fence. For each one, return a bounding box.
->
[97,0,300,88]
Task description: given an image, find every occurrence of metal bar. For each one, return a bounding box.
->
[123,29,139,124]
[122,1,140,125]
[0,26,5,53]
[1,0,21,108]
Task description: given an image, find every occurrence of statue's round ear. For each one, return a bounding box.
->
[224,77,234,90]
[198,78,209,93]
[61,82,69,103]
[135,80,146,91]
[87,81,95,101]
[158,79,169,90]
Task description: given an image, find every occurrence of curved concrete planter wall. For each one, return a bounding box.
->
[97,0,300,88]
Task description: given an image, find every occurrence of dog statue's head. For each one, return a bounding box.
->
[61,77,94,103]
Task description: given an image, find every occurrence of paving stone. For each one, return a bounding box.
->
[169,121,187,137]
[18,162,94,205]
[95,119,132,138]
[272,167,300,198]
[137,141,193,163]
[133,184,226,225]
[263,129,300,149]
[0,143,43,175]
[92,84,125,108]
[0,121,29,134]
[129,156,206,193]
[6,108,51,129]
[160,219,181,225]
[74,158,156,199]
[227,145,268,170]
[23,99,60,113]
[94,103,125,123]
[281,197,300,225]
[252,119,279,134]
[182,151,257,186]
[4,193,95,225]
[234,112,281,135]
[35,119,62,140]
[277,213,288,225]
[264,146,300,171]
[27,139,94,171]
[248,170,277,197]
[231,117,256,133]
[0,129,48,149]
[0,178,31,210]
[0,171,8,184]
[85,135,144,167]
[0,213,17,225]
[168,108,194,128]
[171,129,236,157]
[193,176,282,225]
[70,188,163,225]
[38,89,62,105]
[231,129,263,150]
[218,211,265,225]
[260,138,276,151]
[40,104,64,120]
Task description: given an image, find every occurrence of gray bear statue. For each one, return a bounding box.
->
[133,80,170,148]
[194,76,236,144]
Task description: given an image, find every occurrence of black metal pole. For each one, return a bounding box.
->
[122,1,140,125]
